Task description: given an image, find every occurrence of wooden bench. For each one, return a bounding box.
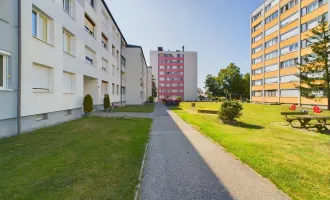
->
[197,109,218,114]
[280,111,308,127]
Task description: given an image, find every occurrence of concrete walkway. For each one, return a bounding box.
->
[140,103,290,200]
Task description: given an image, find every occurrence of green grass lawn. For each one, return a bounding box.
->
[0,117,152,200]
[172,102,330,200]
[115,104,155,113]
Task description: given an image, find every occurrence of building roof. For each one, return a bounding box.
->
[101,0,127,45]
[126,44,148,68]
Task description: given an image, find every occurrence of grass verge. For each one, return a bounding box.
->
[115,104,155,113]
[0,117,152,200]
[172,102,330,200]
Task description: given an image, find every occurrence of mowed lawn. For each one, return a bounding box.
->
[0,117,152,200]
[173,102,330,200]
[115,104,155,113]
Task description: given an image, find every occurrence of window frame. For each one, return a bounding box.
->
[32,9,49,43]
[63,0,71,15]
[0,53,9,91]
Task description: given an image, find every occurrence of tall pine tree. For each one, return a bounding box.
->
[297,15,330,109]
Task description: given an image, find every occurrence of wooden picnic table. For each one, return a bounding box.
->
[293,115,330,131]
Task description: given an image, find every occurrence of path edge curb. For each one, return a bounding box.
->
[133,124,151,200]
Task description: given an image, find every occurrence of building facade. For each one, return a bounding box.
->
[150,47,197,102]
[250,0,329,106]
[125,45,150,105]
[0,0,19,137]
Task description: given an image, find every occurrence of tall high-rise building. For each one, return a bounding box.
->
[150,47,197,102]
[250,0,329,106]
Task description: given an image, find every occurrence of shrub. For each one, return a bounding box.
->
[83,94,93,113]
[177,96,182,102]
[103,94,110,109]
[218,100,243,122]
[162,99,166,104]
[191,103,196,107]
[148,96,154,103]
[219,97,227,102]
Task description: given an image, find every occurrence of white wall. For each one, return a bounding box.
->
[184,52,198,101]
[21,0,124,117]
[125,47,144,104]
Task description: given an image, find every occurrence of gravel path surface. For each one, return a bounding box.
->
[140,103,290,200]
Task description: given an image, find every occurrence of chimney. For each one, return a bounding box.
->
[182,46,185,52]
[158,47,163,51]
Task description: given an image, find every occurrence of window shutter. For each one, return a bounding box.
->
[34,64,49,90]
[63,72,72,92]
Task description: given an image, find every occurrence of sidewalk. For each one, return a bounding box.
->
[140,103,290,200]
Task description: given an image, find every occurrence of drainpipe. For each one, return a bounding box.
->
[17,0,22,135]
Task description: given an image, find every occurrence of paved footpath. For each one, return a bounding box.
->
[139,103,290,200]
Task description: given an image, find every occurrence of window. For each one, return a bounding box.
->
[265,25,278,36]
[265,64,278,72]
[252,22,262,33]
[252,10,262,22]
[280,89,299,97]
[0,54,9,90]
[87,0,94,8]
[63,0,72,14]
[116,85,119,95]
[101,11,109,27]
[32,9,52,43]
[101,81,108,94]
[252,91,263,97]
[280,74,298,83]
[101,33,108,49]
[301,13,328,32]
[265,0,279,11]
[301,0,328,16]
[265,50,278,60]
[281,58,298,68]
[116,50,119,60]
[280,12,299,27]
[85,46,95,65]
[252,56,263,64]
[281,0,298,14]
[64,110,72,115]
[264,77,278,84]
[252,80,262,86]
[63,29,73,54]
[84,14,95,36]
[112,45,115,57]
[33,63,52,92]
[280,43,298,55]
[301,37,319,48]
[265,11,278,24]
[265,90,277,97]
[280,27,298,41]
[63,71,75,93]
[252,33,263,43]
[36,113,48,121]
[117,68,119,78]
[252,68,262,75]
[102,58,109,72]
[265,37,278,48]
[252,45,263,54]
[112,65,115,76]
[112,83,115,94]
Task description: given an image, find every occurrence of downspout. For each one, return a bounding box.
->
[17,0,21,135]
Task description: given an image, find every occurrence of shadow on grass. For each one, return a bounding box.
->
[232,121,264,130]
[168,106,183,111]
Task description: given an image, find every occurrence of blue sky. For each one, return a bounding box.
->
[106,0,265,89]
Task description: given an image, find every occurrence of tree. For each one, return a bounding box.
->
[204,74,223,97]
[242,73,250,99]
[103,94,110,110]
[297,16,330,109]
[218,63,243,96]
[152,75,157,98]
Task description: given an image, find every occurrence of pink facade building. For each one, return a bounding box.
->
[150,47,197,102]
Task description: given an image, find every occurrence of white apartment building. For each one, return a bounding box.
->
[150,47,198,102]
[125,45,151,104]
[18,0,127,133]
